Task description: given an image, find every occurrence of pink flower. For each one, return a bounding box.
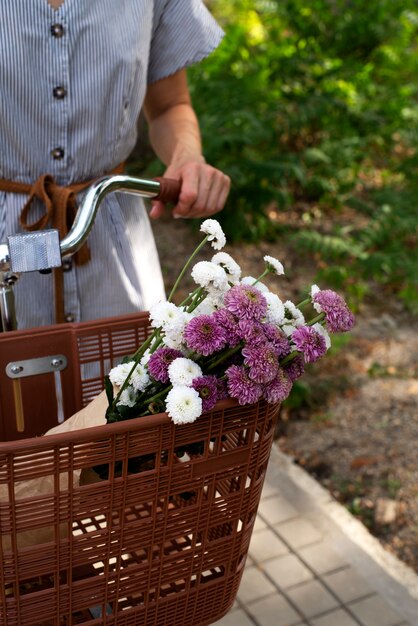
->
[184,314,227,356]
[312,289,355,333]
[263,368,292,403]
[192,375,219,412]
[213,308,241,347]
[148,347,184,383]
[226,365,263,405]
[292,326,327,363]
[242,344,279,384]
[224,284,268,321]
[284,355,305,382]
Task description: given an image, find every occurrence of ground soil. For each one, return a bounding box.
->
[152,214,418,573]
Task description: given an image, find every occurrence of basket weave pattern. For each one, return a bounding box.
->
[0,314,279,626]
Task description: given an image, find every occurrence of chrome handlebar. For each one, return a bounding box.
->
[0,174,181,331]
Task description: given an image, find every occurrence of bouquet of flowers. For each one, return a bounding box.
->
[1,219,355,548]
[105,219,355,426]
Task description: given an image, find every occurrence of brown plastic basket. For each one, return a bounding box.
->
[0,313,280,626]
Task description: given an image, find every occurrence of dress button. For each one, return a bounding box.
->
[62,258,73,272]
[53,86,67,99]
[51,147,65,160]
[51,23,65,38]
[65,313,75,323]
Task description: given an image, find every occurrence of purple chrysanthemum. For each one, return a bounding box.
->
[237,319,267,346]
[147,347,184,383]
[213,308,241,347]
[226,365,263,405]
[263,323,292,358]
[224,284,268,321]
[263,368,292,403]
[312,289,355,333]
[283,355,305,382]
[292,326,327,363]
[184,314,227,356]
[242,343,279,384]
[192,375,219,412]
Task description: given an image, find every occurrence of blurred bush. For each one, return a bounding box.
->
[129,0,418,310]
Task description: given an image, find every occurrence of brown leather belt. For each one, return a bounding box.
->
[0,163,125,323]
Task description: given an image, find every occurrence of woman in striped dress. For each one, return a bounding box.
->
[0,0,230,329]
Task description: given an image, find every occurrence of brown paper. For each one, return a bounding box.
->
[1,391,108,550]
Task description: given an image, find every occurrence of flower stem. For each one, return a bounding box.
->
[251,268,269,285]
[167,236,209,302]
[207,343,243,370]
[112,329,158,409]
[307,312,325,326]
[280,350,299,366]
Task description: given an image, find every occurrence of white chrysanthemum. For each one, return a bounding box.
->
[281,301,306,336]
[116,386,137,408]
[206,285,229,309]
[149,301,185,331]
[163,327,188,351]
[240,276,269,293]
[284,300,305,326]
[264,292,285,325]
[191,296,218,316]
[313,323,331,350]
[310,284,322,313]
[311,284,321,297]
[211,252,241,283]
[264,255,285,276]
[282,323,297,337]
[165,386,203,425]
[130,363,150,392]
[200,219,226,250]
[168,357,203,386]
[191,261,229,292]
[140,349,152,367]
[109,362,135,388]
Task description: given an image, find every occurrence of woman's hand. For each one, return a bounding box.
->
[144,69,230,220]
[149,159,230,220]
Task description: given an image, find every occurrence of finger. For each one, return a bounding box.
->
[172,167,199,218]
[149,200,166,220]
[205,173,230,216]
[188,170,214,216]
[216,174,231,212]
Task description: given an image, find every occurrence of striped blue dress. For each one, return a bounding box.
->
[0,0,223,329]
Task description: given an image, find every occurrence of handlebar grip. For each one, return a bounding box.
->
[153,177,181,204]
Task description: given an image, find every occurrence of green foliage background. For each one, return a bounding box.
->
[132,0,418,310]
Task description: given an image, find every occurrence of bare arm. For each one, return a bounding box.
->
[143,69,230,219]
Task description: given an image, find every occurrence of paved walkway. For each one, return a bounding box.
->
[213,445,418,626]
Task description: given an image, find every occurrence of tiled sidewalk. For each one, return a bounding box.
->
[213,445,418,626]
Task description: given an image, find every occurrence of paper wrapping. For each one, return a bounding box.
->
[1,391,108,550]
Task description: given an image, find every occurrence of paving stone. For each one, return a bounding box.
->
[310,608,360,626]
[285,579,340,618]
[253,515,268,532]
[275,517,323,549]
[237,565,277,604]
[262,553,313,589]
[246,592,301,626]
[323,566,373,603]
[297,541,347,574]
[249,528,289,562]
[349,594,406,626]
[212,608,255,626]
[261,482,280,500]
[257,496,298,526]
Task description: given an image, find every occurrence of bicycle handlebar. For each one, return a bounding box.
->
[60,175,181,257]
[0,174,181,331]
